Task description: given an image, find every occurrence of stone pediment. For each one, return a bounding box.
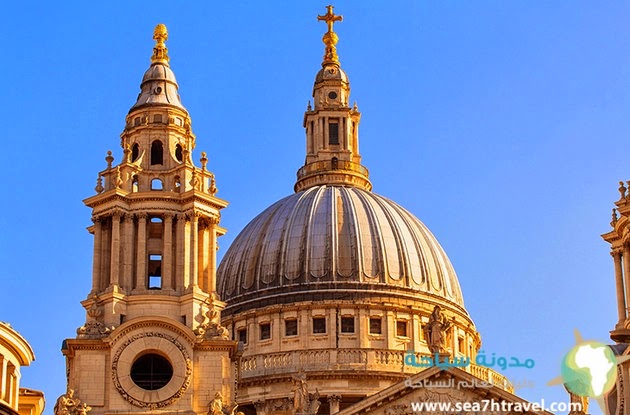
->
[337,367,554,415]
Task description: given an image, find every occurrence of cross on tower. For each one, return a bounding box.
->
[317,5,343,33]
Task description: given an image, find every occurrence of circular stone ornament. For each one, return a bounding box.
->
[112,332,192,409]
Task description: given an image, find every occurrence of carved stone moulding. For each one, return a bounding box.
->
[111,331,192,409]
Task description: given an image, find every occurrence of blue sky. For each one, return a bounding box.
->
[2,2,629,414]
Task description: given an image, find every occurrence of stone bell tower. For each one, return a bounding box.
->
[59,24,238,415]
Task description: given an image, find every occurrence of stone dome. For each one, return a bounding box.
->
[217,185,466,314]
[314,63,349,84]
[130,62,184,111]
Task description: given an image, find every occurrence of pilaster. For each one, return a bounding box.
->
[91,217,103,293]
[614,250,626,325]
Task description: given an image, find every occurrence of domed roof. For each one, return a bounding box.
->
[315,63,349,84]
[129,24,186,112]
[217,185,465,312]
[130,62,185,111]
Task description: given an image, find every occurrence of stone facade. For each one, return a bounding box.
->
[0,322,44,415]
[60,8,550,415]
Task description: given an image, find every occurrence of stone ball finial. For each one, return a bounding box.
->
[106,151,114,169]
[200,152,208,170]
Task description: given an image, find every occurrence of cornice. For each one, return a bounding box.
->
[62,338,109,356]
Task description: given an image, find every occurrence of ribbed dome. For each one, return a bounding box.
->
[217,185,465,311]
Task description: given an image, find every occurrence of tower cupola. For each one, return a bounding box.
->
[295,5,371,192]
[130,24,186,112]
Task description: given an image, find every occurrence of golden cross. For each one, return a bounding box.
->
[317,5,343,33]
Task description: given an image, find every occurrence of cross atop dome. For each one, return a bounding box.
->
[318,5,342,33]
[318,5,343,65]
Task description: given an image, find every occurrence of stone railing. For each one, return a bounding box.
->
[239,349,513,393]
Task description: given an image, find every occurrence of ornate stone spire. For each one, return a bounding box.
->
[295,5,371,193]
[62,23,238,415]
[151,24,169,64]
[317,5,343,66]
[130,23,184,111]
[82,23,228,327]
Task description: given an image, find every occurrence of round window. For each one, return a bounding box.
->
[328,91,338,99]
[130,353,173,390]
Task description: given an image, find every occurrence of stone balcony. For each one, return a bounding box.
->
[238,348,513,393]
[294,159,372,192]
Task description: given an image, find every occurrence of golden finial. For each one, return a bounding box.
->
[317,5,343,65]
[151,24,169,64]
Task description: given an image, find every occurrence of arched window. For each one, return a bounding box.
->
[331,157,338,170]
[175,144,183,162]
[151,179,163,190]
[151,140,163,165]
[131,143,140,162]
[174,176,181,192]
[149,217,163,239]
[132,175,139,192]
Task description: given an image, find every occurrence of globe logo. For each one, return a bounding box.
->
[561,340,616,397]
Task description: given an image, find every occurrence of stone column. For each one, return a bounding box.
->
[614,250,626,323]
[199,221,209,292]
[91,217,102,292]
[328,395,342,415]
[353,121,359,155]
[163,213,174,290]
[411,313,422,353]
[323,117,329,148]
[109,211,122,288]
[190,214,199,288]
[122,213,134,291]
[178,213,190,289]
[0,357,6,401]
[175,213,186,290]
[208,221,218,292]
[624,244,630,317]
[5,365,15,407]
[135,214,147,290]
[342,117,347,148]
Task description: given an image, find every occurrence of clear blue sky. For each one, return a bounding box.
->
[2,2,629,414]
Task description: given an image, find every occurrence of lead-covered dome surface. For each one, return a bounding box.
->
[315,64,349,84]
[217,185,465,311]
[130,63,185,111]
